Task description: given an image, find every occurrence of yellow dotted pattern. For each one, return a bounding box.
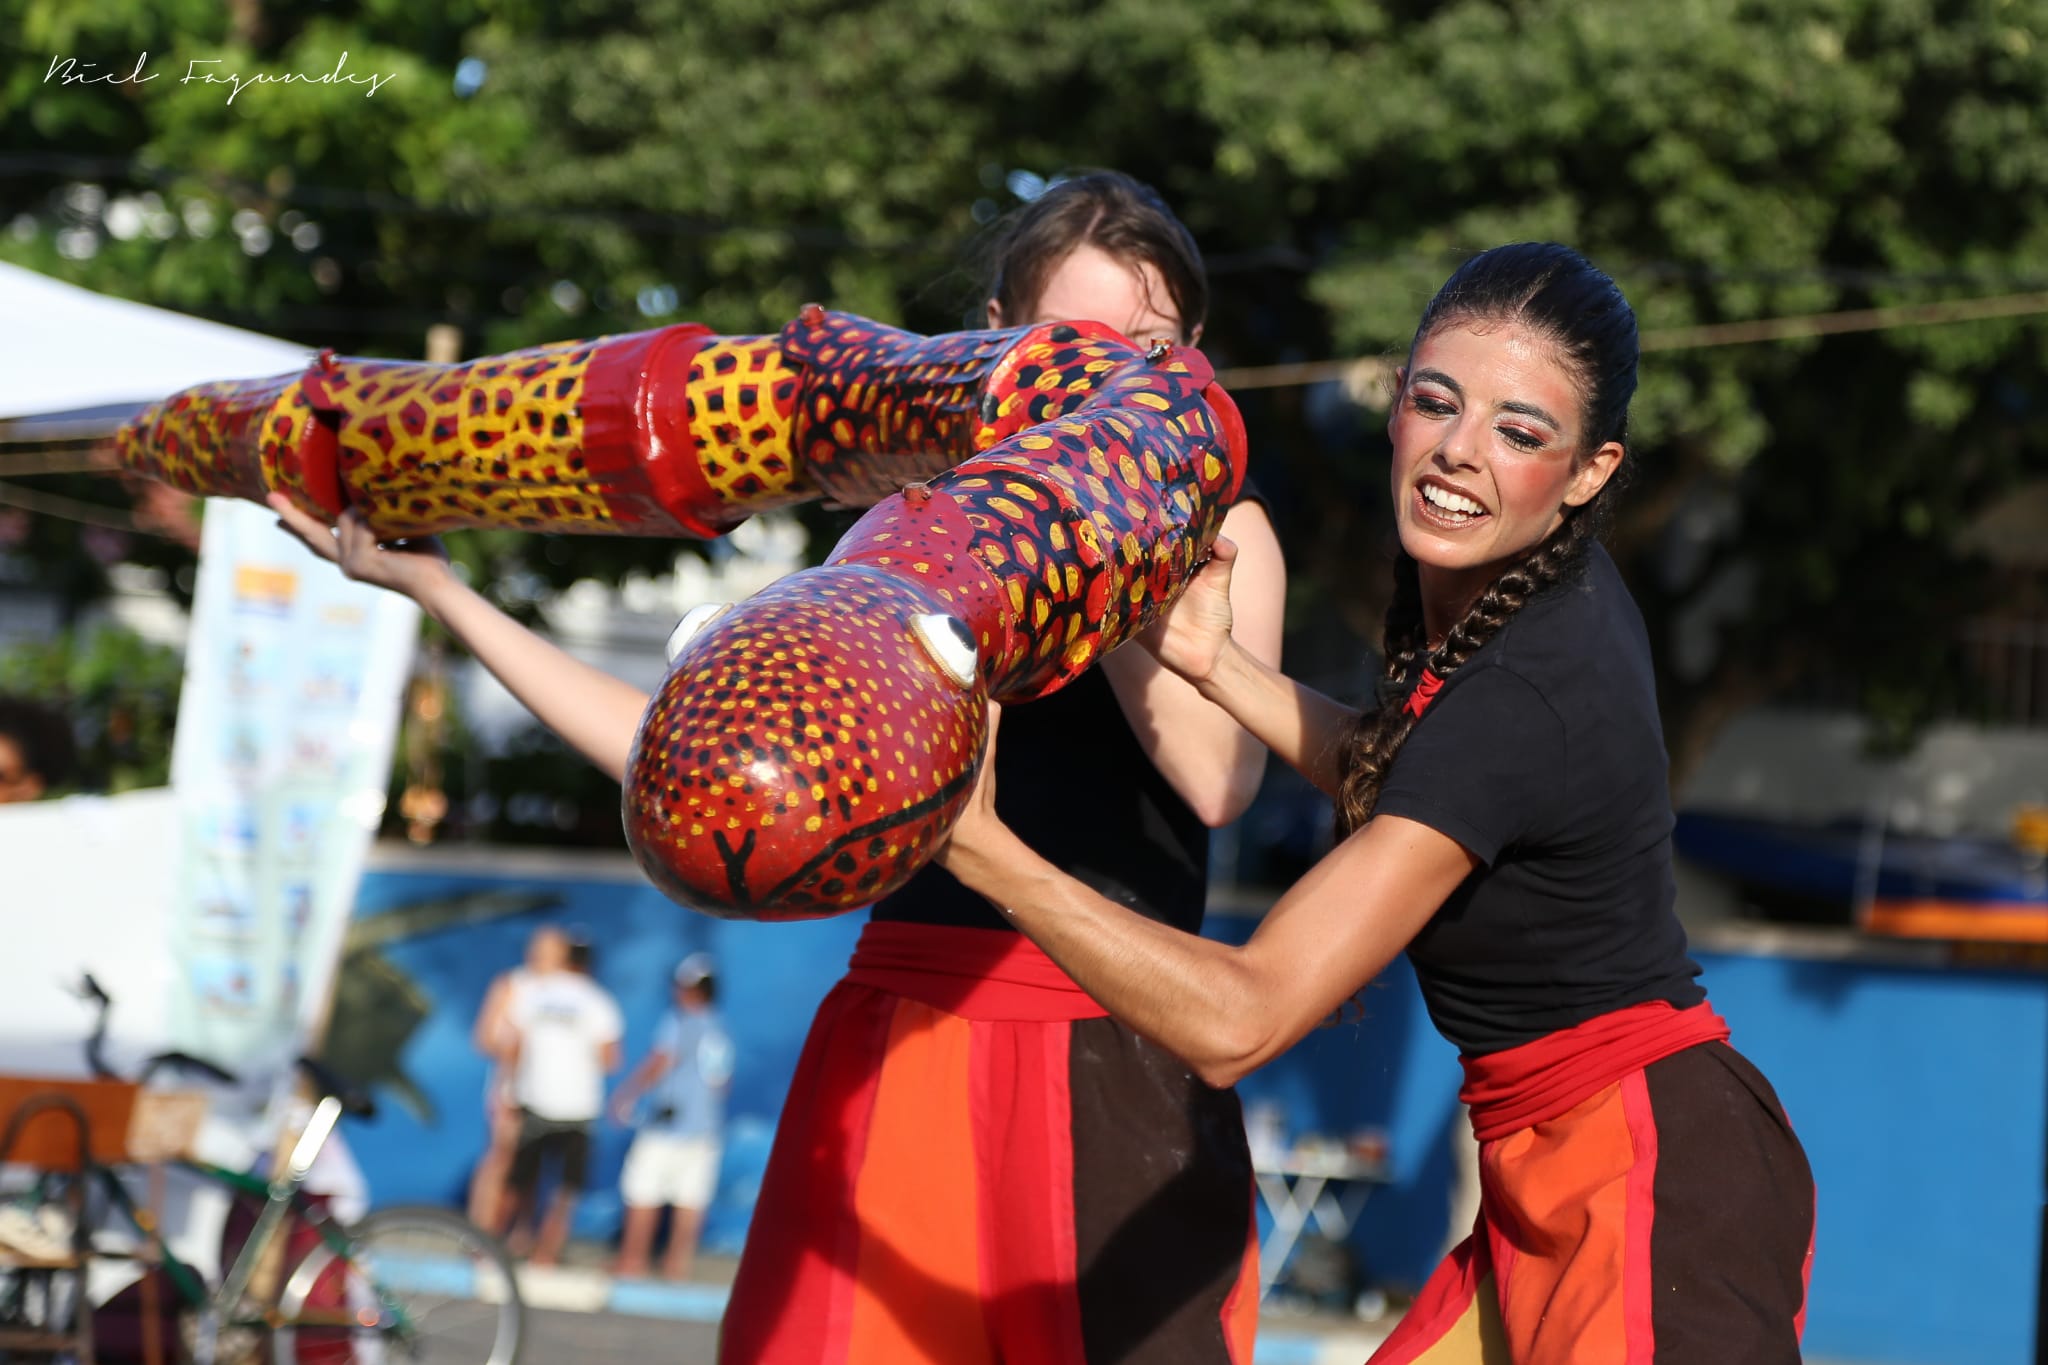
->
[326,339,634,537]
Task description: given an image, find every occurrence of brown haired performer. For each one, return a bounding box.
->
[717,171,1287,1363]
[936,243,1814,1364]
[270,171,1287,1362]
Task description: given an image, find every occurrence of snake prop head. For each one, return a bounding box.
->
[624,564,988,919]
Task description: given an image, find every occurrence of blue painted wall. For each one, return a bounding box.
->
[339,861,865,1253]
[339,857,2046,1363]
[1692,948,2046,1365]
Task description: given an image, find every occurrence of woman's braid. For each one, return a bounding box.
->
[1334,508,1600,837]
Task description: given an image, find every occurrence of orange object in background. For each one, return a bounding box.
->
[2012,803,2048,856]
[1860,899,2048,944]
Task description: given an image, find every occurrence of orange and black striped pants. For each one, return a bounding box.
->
[1375,1033,1815,1364]
[718,923,1260,1364]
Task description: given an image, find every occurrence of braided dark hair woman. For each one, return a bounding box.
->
[940,243,1815,1363]
[1338,242,1638,833]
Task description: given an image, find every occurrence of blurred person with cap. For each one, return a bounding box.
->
[610,951,734,1281]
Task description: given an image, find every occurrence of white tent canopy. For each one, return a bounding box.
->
[0,260,312,425]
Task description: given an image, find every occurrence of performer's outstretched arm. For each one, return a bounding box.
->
[270,496,648,782]
[1140,536,1360,800]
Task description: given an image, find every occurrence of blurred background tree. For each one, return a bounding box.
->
[3,0,2045,821]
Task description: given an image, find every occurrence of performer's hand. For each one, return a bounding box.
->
[1139,535,1238,683]
[935,702,1005,865]
[268,494,456,602]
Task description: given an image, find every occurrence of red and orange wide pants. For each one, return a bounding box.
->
[719,922,1260,1364]
[1374,1004,1815,1365]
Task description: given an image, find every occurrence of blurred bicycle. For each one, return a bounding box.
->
[69,973,525,1364]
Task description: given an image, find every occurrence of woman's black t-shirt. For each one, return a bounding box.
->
[1372,543,1705,1057]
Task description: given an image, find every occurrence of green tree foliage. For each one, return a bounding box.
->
[1238,0,2048,772]
[4,0,2045,793]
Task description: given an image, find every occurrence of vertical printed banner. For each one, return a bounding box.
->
[168,499,420,1075]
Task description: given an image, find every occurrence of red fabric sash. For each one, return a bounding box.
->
[1458,1000,1730,1142]
[845,920,1110,1022]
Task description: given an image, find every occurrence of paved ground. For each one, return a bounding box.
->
[398,1248,1879,1364]
[522,1303,721,1363]
[510,1301,1382,1365]
[511,1299,1873,1365]
[491,1250,1391,1364]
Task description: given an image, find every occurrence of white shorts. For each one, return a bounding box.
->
[619,1131,722,1211]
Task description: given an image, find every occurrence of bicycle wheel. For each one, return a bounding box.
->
[273,1204,523,1365]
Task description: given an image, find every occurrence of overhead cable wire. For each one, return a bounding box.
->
[1215,290,2048,391]
[0,152,949,253]
[0,480,141,532]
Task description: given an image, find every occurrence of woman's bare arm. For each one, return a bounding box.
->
[1138,535,1360,799]
[936,717,1475,1087]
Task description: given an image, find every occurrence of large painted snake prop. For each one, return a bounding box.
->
[118,308,1246,918]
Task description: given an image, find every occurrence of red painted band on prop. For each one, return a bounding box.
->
[292,353,348,518]
[578,324,731,535]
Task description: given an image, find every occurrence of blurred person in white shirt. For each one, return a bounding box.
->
[468,925,570,1230]
[499,928,622,1266]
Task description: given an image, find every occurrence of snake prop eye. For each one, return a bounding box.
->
[910,612,978,689]
[666,602,732,664]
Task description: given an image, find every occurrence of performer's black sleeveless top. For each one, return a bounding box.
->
[874,487,1265,936]
[873,666,1210,934]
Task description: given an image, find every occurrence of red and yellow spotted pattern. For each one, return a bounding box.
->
[842,323,1241,701]
[114,310,1054,540]
[316,340,628,535]
[626,567,984,916]
[116,369,310,507]
[781,306,1024,507]
[683,337,812,511]
[624,321,1247,919]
